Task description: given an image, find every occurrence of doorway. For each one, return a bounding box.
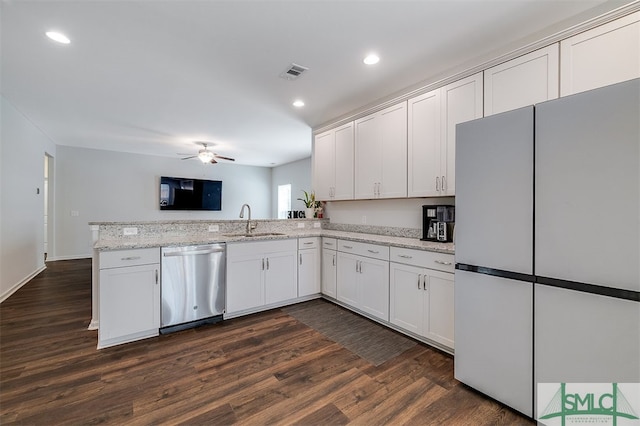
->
[44,154,53,261]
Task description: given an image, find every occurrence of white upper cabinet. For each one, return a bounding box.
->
[408,89,441,197]
[560,11,639,96]
[484,44,559,116]
[313,130,335,201]
[408,73,482,197]
[378,102,408,199]
[441,72,483,197]
[355,102,407,199]
[313,122,354,201]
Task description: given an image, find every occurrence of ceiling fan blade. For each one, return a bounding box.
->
[180,155,197,160]
[214,155,235,162]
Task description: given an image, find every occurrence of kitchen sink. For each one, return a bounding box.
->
[222,232,286,238]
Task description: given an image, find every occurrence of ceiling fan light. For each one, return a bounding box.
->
[198,151,214,163]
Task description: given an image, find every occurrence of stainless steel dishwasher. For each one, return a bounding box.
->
[160,243,225,334]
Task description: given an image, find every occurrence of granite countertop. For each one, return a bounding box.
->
[95,229,454,255]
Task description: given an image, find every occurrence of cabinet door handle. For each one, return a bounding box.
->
[367,249,379,254]
[333,255,336,266]
[121,256,141,261]
[299,254,303,265]
[417,274,422,289]
[343,245,353,249]
[434,260,453,265]
[423,276,428,291]
[442,175,446,192]
[303,242,314,245]
[266,258,270,270]
[398,254,413,259]
[262,258,265,270]
[435,176,440,191]
[155,269,159,285]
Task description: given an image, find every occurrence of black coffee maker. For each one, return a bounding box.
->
[421,205,455,242]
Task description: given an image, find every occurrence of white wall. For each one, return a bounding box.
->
[325,197,455,229]
[1,96,57,302]
[54,146,272,260]
[270,157,312,218]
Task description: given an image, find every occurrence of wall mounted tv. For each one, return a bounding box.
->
[160,176,222,211]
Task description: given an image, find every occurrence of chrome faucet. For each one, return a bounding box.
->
[239,203,256,234]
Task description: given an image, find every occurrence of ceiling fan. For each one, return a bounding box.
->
[179,142,235,164]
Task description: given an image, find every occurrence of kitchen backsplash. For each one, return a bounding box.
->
[324,222,421,239]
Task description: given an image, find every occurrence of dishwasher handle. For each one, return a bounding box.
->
[163,248,225,257]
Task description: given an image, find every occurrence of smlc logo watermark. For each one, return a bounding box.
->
[538,383,640,426]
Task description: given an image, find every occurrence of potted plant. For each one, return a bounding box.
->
[297,190,316,219]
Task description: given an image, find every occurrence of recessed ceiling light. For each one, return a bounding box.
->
[293,100,305,108]
[46,31,70,44]
[363,54,380,65]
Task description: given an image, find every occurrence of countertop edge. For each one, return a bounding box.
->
[95,230,454,255]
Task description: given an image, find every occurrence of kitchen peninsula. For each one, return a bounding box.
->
[90,219,455,353]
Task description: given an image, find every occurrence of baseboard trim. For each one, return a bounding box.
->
[87,320,99,331]
[47,254,92,262]
[0,265,47,303]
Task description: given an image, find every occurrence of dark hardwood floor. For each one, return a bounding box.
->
[0,259,534,425]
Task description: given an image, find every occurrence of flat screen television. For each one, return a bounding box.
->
[160,176,222,211]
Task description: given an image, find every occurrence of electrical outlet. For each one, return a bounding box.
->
[70,210,79,217]
[123,227,138,236]
[297,222,305,228]
[313,222,321,228]
[361,215,367,224]
[208,224,219,232]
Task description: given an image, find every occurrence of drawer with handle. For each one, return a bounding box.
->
[390,247,454,273]
[298,237,320,249]
[99,247,160,269]
[322,237,337,250]
[337,240,389,261]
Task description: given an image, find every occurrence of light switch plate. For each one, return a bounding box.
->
[313,222,321,228]
[208,224,219,232]
[297,222,305,228]
[123,227,138,236]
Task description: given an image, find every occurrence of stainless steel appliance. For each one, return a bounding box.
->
[455,79,640,419]
[160,243,226,333]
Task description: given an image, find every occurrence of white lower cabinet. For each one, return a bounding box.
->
[98,248,160,349]
[336,240,390,322]
[227,239,297,316]
[389,248,455,350]
[321,238,337,298]
[298,237,321,297]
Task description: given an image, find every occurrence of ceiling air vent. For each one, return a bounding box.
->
[280,63,309,81]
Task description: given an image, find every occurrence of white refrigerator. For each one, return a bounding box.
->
[454,78,640,419]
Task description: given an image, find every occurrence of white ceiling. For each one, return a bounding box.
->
[1,0,632,167]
